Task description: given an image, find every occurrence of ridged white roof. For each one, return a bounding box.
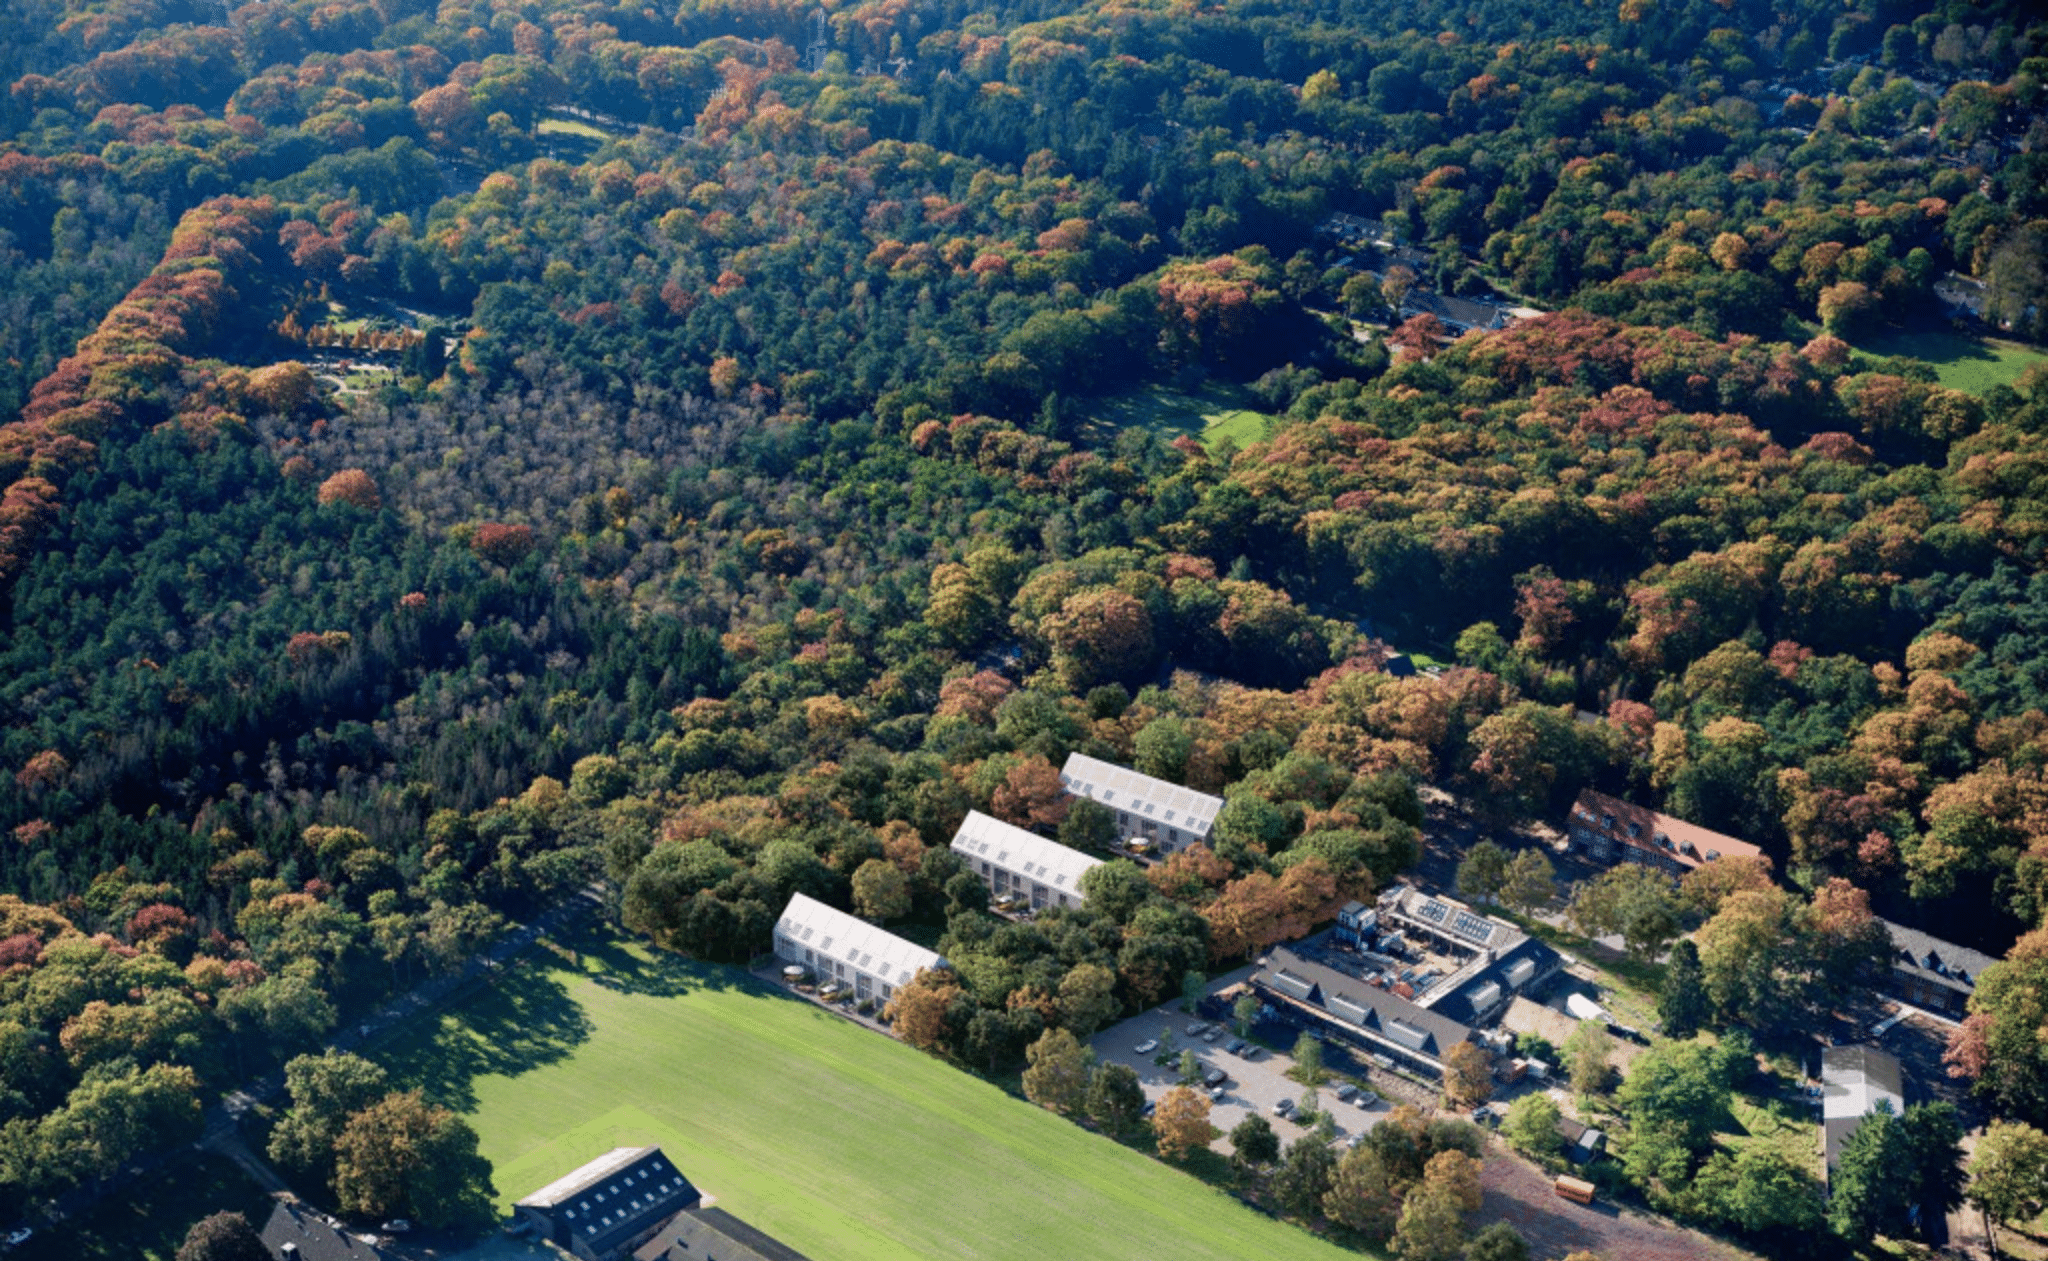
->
[950,810,1102,893]
[774,892,942,987]
[1059,753,1222,836]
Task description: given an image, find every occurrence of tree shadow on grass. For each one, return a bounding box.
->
[379,962,595,1113]
[552,920,763,1001]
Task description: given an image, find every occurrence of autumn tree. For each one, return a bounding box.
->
[470,522,537,567]
[1152,1085,1214,1161]
[884,968,963,1054]
[1324,1143,1402,1242]
[331,1090,494,1228]
[1564,1020,1613,1096]
[316,468,380,509]
[1391,1182,1467,1261]
[991,756,1070,829]
[1441,1041,1493,1109]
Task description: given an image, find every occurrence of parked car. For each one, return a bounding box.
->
[1201,1028,1222,1043]
[1355,1090,1379,1107]
[1273,1098,1297,1117]
[1141,1100,1156,1118]
[1203,1067,1228,1087]
[1208,1085,1227,1100]
[1134,1038,1159,1055]
[1333,1082,1358,1102]
[1225,1038,1247,1054]
[3,1229,30,1248]
[1243,1045,1265,1060]
[382,1220,413,1234]
[1184,1021,1208,1036]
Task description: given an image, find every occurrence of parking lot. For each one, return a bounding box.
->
[1088,991,1393,1156]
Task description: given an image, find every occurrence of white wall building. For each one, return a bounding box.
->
[1058,753,1222,856]
[772,892,943,1005]
[949,809,1102,911]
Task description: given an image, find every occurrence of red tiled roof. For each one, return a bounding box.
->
[1570,789,1766,871]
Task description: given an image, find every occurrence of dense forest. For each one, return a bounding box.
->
[0,0,2045,1245]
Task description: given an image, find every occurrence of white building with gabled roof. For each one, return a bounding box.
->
[949,809,1101,911]
[771,892,943,1005]
[1058,752,1222,856]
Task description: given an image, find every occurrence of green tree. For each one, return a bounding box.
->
[1023,1028,1090,1115]
[1293,1031,1325,1086]
[851,858,912,922]
[1828,1102,1907,1241]
[1563,1020,1612,1097]
[1134,715,1194,782]
[1057,962,1121,1036]
[1457,842,1510,905]
[1058,799,1118,855]
[1179,1049,1204,1087]
[1969,1120,2048,1252]
[1180,969,1207,1014]
[1391,1182,1467,1261]
[1568,866,1682,961]
[1084,1062,1145,1136]
[1079,860,1151,924]
[1501,1093,1563,1159]
[1500,848,1555,914]
[1658,939,1712,1039]
[1273,1135,1338,1219]
[1233,991,1260,1037]
[1464,1222,1530,1261]
[268,1051,391,1180]
[331,1090,495,1229]
[1231,1112,1280,1168]
[174,1212,269,1261]
[1323,1144,1401,1242]
[1616,1038,1740,1152]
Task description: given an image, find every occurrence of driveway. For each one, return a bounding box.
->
[1479,1144,1753,1260]
[1088,976,1393,1156]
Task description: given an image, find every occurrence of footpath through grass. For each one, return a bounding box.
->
[376,926,1357,1261]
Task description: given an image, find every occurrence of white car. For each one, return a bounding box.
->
[3,1228,31,1247]
[1134,1039,1159,1055]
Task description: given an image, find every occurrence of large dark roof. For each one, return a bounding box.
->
[1400,290,1507,332]
[259,1202,394,1261]
[1425,935,1563,1025]
[1252,946,1474,1059]
[519,1147,700,1255]
[1880,918,1996,997]
[634,1207,815,1261]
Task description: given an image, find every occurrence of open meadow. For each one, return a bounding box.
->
[376,927,1361,1261]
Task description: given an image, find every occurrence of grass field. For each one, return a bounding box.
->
[1844,327,2048,395]
[1082,383,1276,452]
[377,927,1357,1261]
[538,116,612,140]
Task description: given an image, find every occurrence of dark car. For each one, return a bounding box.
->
[1203,1066,1228,1087]
[1225,1038,1247,1054]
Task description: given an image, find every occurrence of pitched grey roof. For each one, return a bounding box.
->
[1879,918,1995,997]
[950,810,1101,893]
[1252,946,1474,1061]
[634,1207,815,1261]
[1058,753,1221,838]
[1400,290,1509,332]
[260,1202,394,1261]
[518,1147,700,1256]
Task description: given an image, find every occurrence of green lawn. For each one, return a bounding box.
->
[1082,383,1277,452]
[538,116,612,140]
[1845,328,2048,396]
[376,927,1357,1261]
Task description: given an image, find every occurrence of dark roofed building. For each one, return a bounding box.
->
[1399,290,1510,333]
[1877,919,1995,1019]
[259,1201,395,1261]
[517,1147,702,1261]
[1251,946,1475,1075]
[633,1207,814,1261]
